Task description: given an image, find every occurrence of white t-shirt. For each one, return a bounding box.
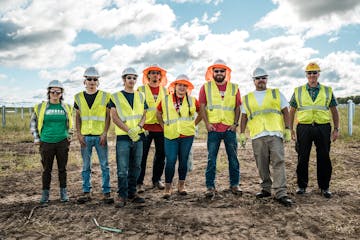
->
[241,89,289,140]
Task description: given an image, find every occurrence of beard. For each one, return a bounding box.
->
[214,74,225,82]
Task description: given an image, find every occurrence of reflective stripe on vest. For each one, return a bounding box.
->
[297,86,330,111]
[112,92,144,122]
[245,89,281,120]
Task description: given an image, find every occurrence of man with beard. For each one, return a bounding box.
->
[199,59,242,197]
[240,67,293,207]
[136,64,168,193]
[74,67,113,204]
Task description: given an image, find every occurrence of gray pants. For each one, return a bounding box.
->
[252,136,287,199]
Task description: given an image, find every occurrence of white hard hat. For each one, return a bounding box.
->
[122,67,138,77]
[252,67,268,78]
[48,80,64,89]
[84,67,100,78]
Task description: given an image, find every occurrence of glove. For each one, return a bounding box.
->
[130,134,140,142]
[239,133,246,148]
[128,127,141,142]
[284,129,291,142]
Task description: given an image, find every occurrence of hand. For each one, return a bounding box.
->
[78,134,86,147]
[332,129,339,142]
[128,126,141,136]
[227,124,237,132]
[239,133,246,148]
[206,123,216,132]
[128,128,140,142]
[284,129,291,142]
[291,129,296,141]
[129,133,140,142]
[99,133,107,146]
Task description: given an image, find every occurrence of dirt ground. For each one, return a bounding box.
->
[0,138,359,240]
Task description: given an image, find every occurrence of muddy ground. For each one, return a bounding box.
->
[0,139,359,239]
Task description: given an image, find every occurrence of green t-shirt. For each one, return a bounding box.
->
[40,103,68,143]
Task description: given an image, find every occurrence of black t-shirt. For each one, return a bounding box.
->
[74,91,111,109]
[108,90,148,109]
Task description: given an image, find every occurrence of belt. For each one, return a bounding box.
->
[298,123,330,127]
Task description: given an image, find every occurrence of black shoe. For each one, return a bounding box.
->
[205,188,216,198]
[321,189,332,198]
[296,188,306,195]
[276,196,293,207]
[77,192,91,204]
[256,190,271,199]
[128,194,145,203]
[102,193,114,204]
[115,197,126,208]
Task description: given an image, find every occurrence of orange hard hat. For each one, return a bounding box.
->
[168,74,194,94]
[142,64,168,86]
[205,59,232,82]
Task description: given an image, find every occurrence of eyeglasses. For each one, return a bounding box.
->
[214,70,225,73]
[126,76,137,80]
[149,71,161,75]
[86,78,98,81]
[255,77,267,80]
[49,90,62,95]
[306,71,318,75]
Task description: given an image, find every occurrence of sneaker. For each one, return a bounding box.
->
[230,186,243,195]
[321,189,332,198]
[103,193,114,204]
[296,188,306,195]
[77,192,91,204]
[40,190,49,204]
[115,196,126,208]
[60,188,69,202]
[137,184,145,193]
[153,181,165,190]
[205,188,216,198]
[256,190,271,199]
[128,194,145,203]
[276,196,293,207]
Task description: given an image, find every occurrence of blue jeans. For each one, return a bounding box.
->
[80,136,110,193]
[116,139,143,199]
[205,130,240,189]
[164,136,194,183]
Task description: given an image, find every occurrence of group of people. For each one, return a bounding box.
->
[30,60,339,208]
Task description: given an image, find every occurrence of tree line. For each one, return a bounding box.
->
[337,96,360,104]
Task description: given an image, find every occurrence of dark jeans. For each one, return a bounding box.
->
[40,138,69,190]
[137,131,165,185]
[296,123,332,190]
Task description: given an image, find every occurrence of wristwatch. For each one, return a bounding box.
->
[233,122,239,127]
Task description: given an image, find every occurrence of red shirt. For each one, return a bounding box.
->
[198,82,241,132]
[143,85,163,132]
[157,94,200,138]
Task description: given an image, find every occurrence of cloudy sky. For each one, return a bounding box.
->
[1,0,360,106]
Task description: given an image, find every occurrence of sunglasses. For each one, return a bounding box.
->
[255,77,267,80]
[126,76,137,80]
[214,70,226,73]
[149,71,161,75]
[49,90,62,95]
[86,78,98,81]
[307,71,318,75]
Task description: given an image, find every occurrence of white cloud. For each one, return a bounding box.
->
[201,11,221,24]
[255,0,360,39]
[74,43,103,53]
[171,0,223,5]
[328,36,339,43]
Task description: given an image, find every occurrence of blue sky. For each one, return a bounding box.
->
[1,0,360,106]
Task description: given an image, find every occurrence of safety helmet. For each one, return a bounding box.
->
[84,67,100,78]
[169,74,194,94]
[205,59,232,82]
[48,80,64,89]
[122,67,138,78]
[142,64,168,86]
[252,67,268,78]
[305,62,320,72]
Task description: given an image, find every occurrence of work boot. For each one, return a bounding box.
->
[40,189,50,204]
[178,180,187,195]
[205,188,216,198]
[321,189,332,198]
[128,194,145,203]
[115,196,126,208]
[230,185,243,196]
[60,188,69,202]
[137,184,145,194]
[163,183,172,199]
[77,192,91,204]
[103,192,114,204]
[153,181,165,190]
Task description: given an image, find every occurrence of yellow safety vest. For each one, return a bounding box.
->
[243,89,284,138]
[138,85,167,124]
[294,85,332,124]
[161,94,196,140]
[111,91,145,136]
[34,101,73,136]
[74,90,110,135]
[204,80,238,125]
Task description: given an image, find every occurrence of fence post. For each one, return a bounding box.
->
[29,107,33,115]
[21,106,24,119]
[347,100,354,136]
[2,105,5,128]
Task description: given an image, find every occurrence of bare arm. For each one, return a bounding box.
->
[200,103,215,131]
[139,110,147,128]
[110,108,130,132]
[330,106,340,142]
[76,110,86,147]
[281,106,290,129]
[289,106,297,140]
[240,113,248,133]
[228,105,241,132]
[156,109,164,129]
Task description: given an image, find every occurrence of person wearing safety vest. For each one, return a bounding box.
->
[109,67,147,208]
[289,62,339,198]
[30,80,73,204]
[199,59,242,197]
[240,67,293,207]
[74,67,113,204]
[156,74,202,199]
[136,64,168,193]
